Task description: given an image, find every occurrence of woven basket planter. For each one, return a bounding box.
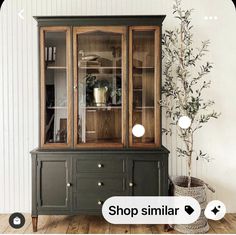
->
[172,176,214,234]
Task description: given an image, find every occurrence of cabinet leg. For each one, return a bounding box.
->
[32,216,38,232]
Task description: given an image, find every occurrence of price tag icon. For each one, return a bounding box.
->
[185,205,194,215]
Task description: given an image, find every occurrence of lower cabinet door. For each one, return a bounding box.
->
[37,156,71,211]
[131,160,167,196]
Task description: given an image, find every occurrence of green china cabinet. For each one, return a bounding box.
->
[31,15,169,232]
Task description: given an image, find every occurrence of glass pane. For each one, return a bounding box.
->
[77,31,122,144]
[132,31,155,144]
[44,32,68,144]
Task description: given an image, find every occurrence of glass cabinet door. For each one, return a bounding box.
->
[129,27,161,147]
[73,27,126,147]
[40,27,71,148]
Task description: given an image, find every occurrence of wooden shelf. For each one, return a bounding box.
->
[133,66,154,69]
[86,131,96,134]
[135,106,154,109]
[83,139,122,144]
[79,66,121,69]
[80,106,122,111]
[47,66,67,70]
[47,106,67,109]
[82,73,121,77]
[134,106,154,112]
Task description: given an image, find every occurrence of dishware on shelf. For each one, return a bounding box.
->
[81,54,99,61]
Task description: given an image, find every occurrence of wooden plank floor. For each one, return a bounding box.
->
[0,214,235,234]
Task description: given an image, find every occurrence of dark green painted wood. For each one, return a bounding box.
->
[33,15,166,27]
[31,145,170,154]
[74,193,109,211]
[75,176,126,193]
[132,160,161,196]
[36,156,72,212]
[32,151,169,216]
[76,158,125,173]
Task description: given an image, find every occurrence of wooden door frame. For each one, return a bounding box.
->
[39,26,72,149]
[129,26,161,148]
[73,26,127,148]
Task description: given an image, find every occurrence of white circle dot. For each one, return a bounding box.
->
[214,16,218,20]
[178,116,192,129]
[132,124,145,137]
[209,16,213,20]
[204,16,208,20]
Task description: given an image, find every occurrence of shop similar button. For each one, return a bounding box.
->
[102,196,201,224]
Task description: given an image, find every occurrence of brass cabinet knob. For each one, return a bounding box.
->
[97,200,103,205]
[97,163,103,168]
[74,85,77,90]
[67,183,72,187]
[129,182,134,187]
[97,182,103,187]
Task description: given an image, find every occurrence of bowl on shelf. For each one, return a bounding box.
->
[81,54,99,61]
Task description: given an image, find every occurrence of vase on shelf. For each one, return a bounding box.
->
[93,87,108,107]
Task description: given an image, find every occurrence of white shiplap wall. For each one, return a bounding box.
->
[0,0,236,213]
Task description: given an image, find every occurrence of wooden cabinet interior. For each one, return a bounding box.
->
[39,22,161,149]
[132,30,155,144]
[129,27,161,147]
[73,27,127,148]
[40,27,72,149]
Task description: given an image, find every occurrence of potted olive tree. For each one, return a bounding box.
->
[161,0,220,233]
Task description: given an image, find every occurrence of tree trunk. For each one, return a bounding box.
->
[187,155,192,188]
[187,133,193,188]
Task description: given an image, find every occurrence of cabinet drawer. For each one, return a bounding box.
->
[76,176,126,193]
[75,193,124,211]
[76,159,125,173]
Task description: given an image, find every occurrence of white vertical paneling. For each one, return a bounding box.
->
[12,0,17,213]
[2,0,9,213]
[18,0,24,212]
[96,0,102,15]
[9,0,14,212]
[0,0,4,213]
[0,0,236,213]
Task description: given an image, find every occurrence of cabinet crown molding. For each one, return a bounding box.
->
[33,15,166,27]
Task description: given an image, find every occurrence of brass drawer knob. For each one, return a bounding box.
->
[98,182,103,187]
[97,163,103,168]
[97,200,103,205]
[129,182,134,187]
[67,183,72,187]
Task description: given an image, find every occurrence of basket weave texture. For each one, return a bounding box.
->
[172,176,209,234]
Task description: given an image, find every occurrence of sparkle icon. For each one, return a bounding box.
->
[211,206,220,215]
